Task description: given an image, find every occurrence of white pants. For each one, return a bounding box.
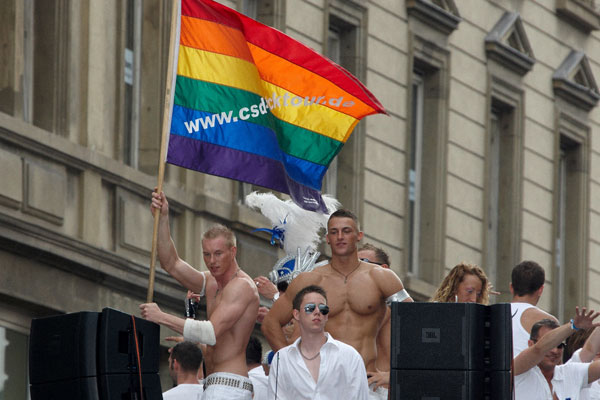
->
[368,384,388,400]
[202,372,253,400]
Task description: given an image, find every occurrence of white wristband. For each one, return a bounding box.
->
[183,319,216,345]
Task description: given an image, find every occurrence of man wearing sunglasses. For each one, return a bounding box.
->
[262,209,412,398]
[513,307,600,399]
[268,285,369,399]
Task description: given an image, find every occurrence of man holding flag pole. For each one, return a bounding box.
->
[140,0,386,397]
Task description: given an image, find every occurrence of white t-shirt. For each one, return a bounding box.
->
[248,365,269,400]
[568,349,599,400]
[162,383,204,400]
[515,362,589,400]
[268,333,369,400]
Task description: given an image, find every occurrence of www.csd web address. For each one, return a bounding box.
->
[183,92,356,134]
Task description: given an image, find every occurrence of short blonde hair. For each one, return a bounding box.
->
[430,262,490,305]
[202,224,236,248]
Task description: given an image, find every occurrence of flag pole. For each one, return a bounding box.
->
[147,0,180,303]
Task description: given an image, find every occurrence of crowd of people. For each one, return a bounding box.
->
[140,190,600,399]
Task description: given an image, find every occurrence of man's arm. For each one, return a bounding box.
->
[140,279,257,345]
[580,327,600,362]
[349,350,370,400]
[373,267,413,303]
[208,278,258,338]
[374,310,391,371]
[587,359,600,384]
[151,191,206,292]
[261,291,295,351]
[514,307,600,375]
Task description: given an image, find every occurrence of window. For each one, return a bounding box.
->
[553,116,589,321]
[0,0,69,132]
[324,2,366,211]
[121,0,142,168]
[408,74,424,276]
[0,1,16,116]
[405,36,449,284]
[0,326,29,400]
[322,26,342,198]
[483,78,524,298]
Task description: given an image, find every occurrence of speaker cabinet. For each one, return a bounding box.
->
[487,371,512,400]
[487,304,512,371]
[98,308,160,375]
[98,373,163,400]
[390,369,485,400]
[29,311,99,384]
[391,302,486,371]
[30,377,99,400]
[29,308,162,400]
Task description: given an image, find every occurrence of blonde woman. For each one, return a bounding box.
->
[430,262,491,304]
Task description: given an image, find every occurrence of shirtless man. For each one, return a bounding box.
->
[510,260,558,356]
[140,191,259,400]
[261,209,412,387]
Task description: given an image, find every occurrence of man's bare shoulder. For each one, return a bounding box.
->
[522,306,558,322]
[369,266,405,296]
[224,273,259,300]
[521,306,558,332]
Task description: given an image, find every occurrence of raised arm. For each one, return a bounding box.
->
[514,307,600,375]
[580,327,600,362]
[261,290,295,351]
[151,190,206,292]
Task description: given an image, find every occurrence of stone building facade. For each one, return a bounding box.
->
[1,0,600,397]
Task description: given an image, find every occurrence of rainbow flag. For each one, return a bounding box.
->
[168,0,386,212]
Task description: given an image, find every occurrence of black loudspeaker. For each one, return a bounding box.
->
[391,302,486,371]
[98,308,160,374]
[29,308,162,400]
[390,369,485,400]
[29,311,99,384]
[30,377,99,400]
[487,371,512,400]
[487,304,512,371]
[98,373,163,400]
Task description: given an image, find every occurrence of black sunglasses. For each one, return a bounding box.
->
[303,303,330,315]
[531,339,566,349]
[360,258,383,266]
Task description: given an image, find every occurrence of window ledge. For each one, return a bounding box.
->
[556,0,600,32]
[406,0,461,35]
[404,276,438,301]
[553,80,600,111]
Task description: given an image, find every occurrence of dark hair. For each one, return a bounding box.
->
[246,336,262,365]
[530,319,560,341]
[564,327,594,362]
[277,281,289,293]
[512,261,546,296]
[292,285,327,311]
[171,341,203,372]
[358,243,390,266]
[328,209,360,231]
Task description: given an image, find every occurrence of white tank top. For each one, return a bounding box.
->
[511,302,539,356]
